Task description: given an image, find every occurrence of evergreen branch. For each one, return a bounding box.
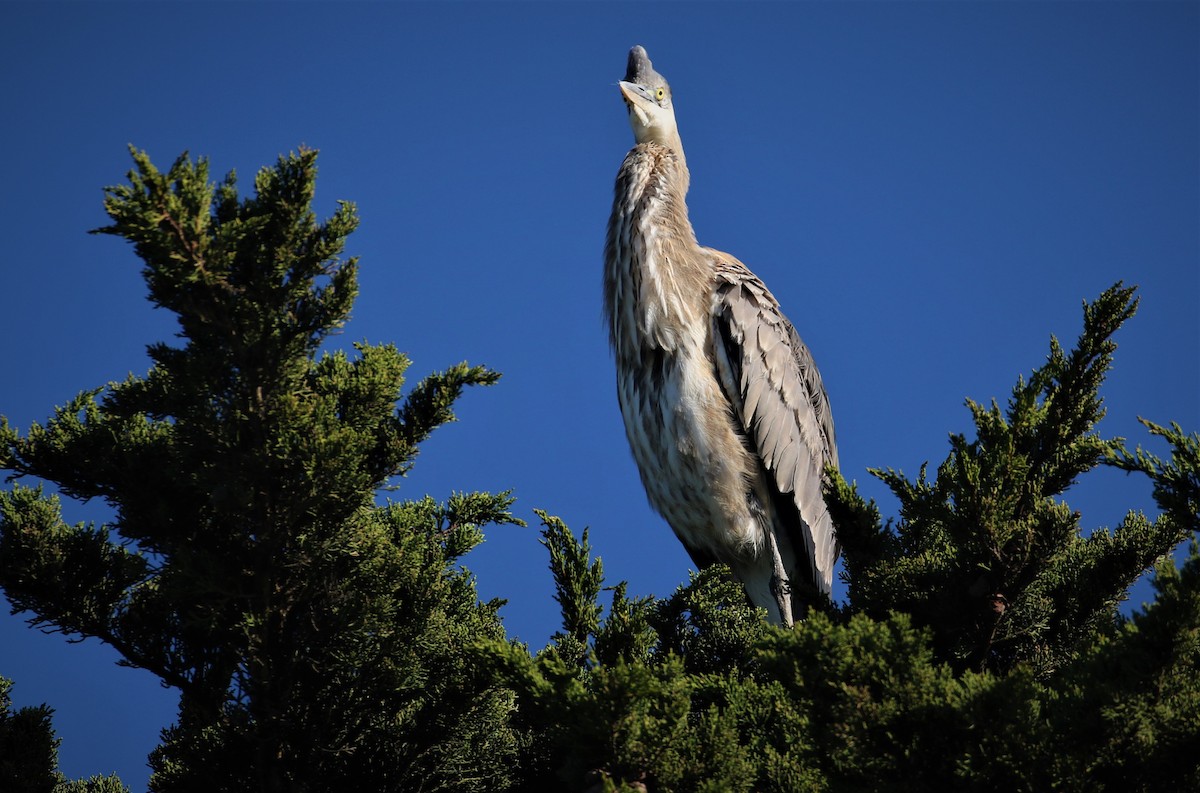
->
[839,283,1158,675]
[1,148,526,790]
[1108,419,1200,537]
[395,363,501,474]
[536,510,604,663]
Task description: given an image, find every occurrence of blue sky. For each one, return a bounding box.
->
[2,2,1197,789]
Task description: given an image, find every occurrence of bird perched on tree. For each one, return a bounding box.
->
[604,46,839,626]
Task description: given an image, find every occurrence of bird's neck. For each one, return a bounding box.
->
[644,130,688,188]
[604,143,708,360]
[668,136,689,193]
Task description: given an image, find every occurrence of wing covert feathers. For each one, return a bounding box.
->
[709,251,840,593]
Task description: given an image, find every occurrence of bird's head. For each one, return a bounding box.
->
[619,46,683,154]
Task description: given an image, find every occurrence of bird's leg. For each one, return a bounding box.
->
[764,527,794,628]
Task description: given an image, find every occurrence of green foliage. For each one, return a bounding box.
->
[0,677,58,793]
[539,510,606,666]
[1046,544,1200,788]
[829,283,1189,676]
[147,495,525,792]
[0,149,518,792]
[0,677,130,793]
[1110,419,1200,550]
[489,284,1199,791]
[482,543,771,792]
[53,774,131,793]
[492,520,1039,791]
[4,149,1197,791]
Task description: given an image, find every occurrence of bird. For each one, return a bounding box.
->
[603,45,839,627]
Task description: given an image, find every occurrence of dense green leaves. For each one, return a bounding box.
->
[0,677,58,793]
[2,149,1196,790]
[1,149,516,791]
[828,284,1189,676]
[1049,546,1200,788]
[0,678,130,793]
[489,284,1199,791]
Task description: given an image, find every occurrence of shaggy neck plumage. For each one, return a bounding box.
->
[604,142,707,362]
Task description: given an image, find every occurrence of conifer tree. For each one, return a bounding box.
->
[0,149,522,792]
[0,676,130,793]
[0,676,58,793]
[486,285,1200,791]
[830,284,1191,675]
[3,149,1197,792]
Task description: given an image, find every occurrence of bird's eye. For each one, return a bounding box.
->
[655,87,666,101]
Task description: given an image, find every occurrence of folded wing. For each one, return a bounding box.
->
[708,252,839,594]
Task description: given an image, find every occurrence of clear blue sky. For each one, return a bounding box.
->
[2,2,1197,789]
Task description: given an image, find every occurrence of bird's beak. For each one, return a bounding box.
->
[619,80,653,108]
[619,80,656,127]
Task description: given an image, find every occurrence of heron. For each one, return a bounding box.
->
[603,45,839,627]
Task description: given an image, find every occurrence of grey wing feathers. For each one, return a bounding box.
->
[709,252,839,593]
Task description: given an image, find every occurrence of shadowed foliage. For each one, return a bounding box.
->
[487,284,1199,791]
[2,151,1196,791]
[1,149,522,792]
